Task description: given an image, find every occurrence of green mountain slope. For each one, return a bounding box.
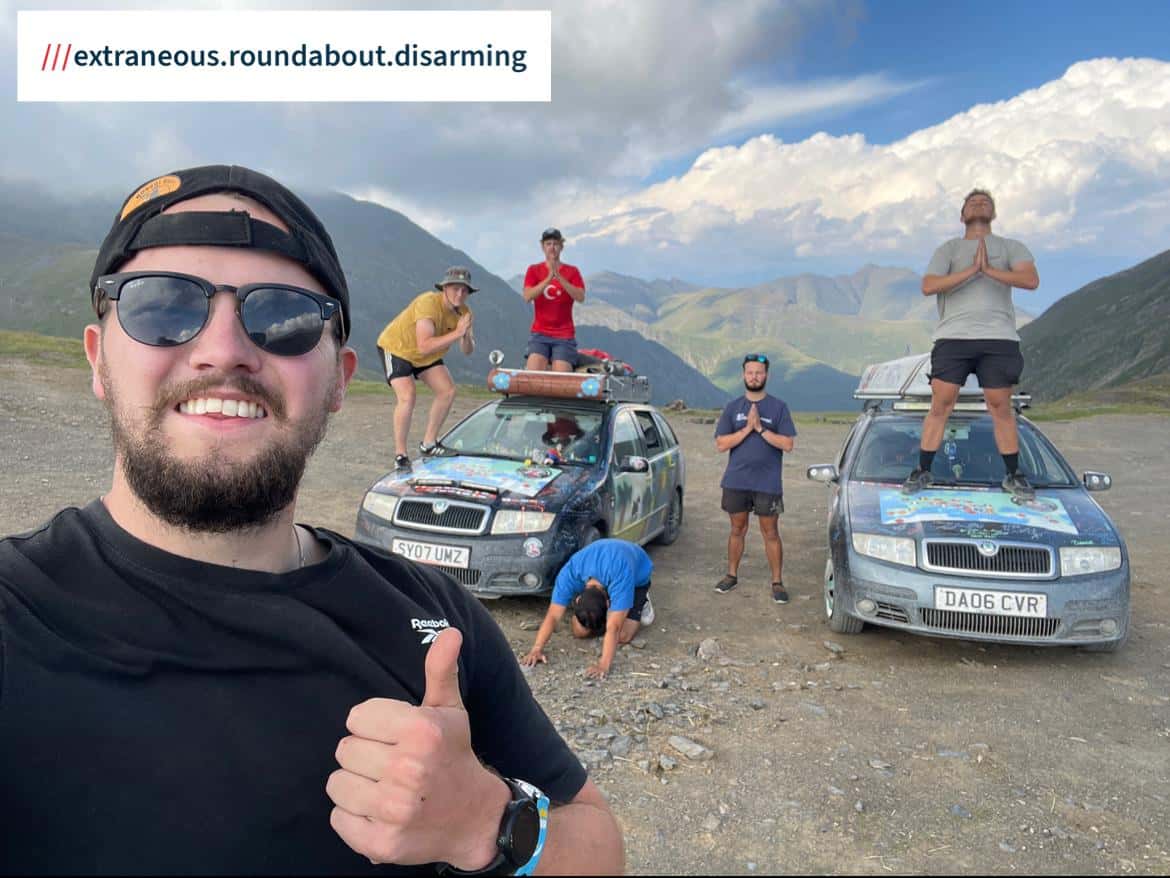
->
[1020,249,1170,401]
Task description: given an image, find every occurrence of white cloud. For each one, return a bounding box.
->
[345,186,455,236]
[713,73,927,139]
[572,58,1170,267]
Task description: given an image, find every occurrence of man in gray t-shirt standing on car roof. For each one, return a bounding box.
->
[904,188,1040,499]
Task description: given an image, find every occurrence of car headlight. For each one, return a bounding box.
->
[852,532,916,567]
[1060,546,1122,576]
[491,509,556,534]
[361,493,398,521]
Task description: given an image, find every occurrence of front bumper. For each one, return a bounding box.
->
[834,548,1130,648]
[354,511,574,598]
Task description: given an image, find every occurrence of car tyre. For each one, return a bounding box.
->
[580,525,602,548]
[825,557,864,634]
[653,489,683,546]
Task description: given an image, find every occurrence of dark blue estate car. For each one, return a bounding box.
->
[807,355,1129,651]
[355,374,685,598]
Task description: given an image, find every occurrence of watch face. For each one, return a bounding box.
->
[508,799,541,865]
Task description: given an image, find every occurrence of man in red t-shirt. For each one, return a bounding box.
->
[522,227,586,371]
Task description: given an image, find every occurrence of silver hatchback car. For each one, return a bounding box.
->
[807,355,1129,651]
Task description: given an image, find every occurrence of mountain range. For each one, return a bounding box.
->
[3,174,1163,412]
[0,180,729,408]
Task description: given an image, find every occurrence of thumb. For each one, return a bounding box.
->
[422,627,465,709]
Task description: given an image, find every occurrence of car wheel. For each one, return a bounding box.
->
[580,525,602,548]
[653,490,683,546]
[825,557,864,634]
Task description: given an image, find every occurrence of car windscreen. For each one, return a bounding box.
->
[441,401,605,465]
[849,415,1077,487]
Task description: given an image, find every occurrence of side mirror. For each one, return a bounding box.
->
[1083,471,1111,492]
[619,455,650,474]
[488,349,505,366]
[807,464,839,484]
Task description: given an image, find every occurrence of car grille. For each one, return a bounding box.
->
[920,608,1060,639]
[433,565,482,587]
[922,540,1053,579]
[394,499,489,535]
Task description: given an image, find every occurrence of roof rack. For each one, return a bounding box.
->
[855,353,1030,412]
[486,367,651,404]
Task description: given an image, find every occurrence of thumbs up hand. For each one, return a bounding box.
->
[327,628,510,868]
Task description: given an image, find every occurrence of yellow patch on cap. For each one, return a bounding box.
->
[120,174,182,220]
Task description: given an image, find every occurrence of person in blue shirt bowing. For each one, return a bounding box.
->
[520,538,655,680]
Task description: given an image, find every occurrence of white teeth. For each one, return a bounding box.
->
[180,396,266,418]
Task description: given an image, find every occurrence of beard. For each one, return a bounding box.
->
[101,363,332,533]
[744,376,767,392]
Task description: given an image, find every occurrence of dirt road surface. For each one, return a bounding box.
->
[2,359,1167,875]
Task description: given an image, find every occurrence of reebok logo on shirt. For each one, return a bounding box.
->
[411,617,451,644]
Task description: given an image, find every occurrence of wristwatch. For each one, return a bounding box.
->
[437,778,549,876]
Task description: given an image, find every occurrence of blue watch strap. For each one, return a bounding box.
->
[513,780,549,877]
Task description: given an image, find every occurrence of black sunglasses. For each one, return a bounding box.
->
[95,271,339,357]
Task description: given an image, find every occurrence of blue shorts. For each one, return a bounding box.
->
[527,333,578,366]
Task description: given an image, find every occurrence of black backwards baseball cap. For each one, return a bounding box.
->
[90,164,351,339]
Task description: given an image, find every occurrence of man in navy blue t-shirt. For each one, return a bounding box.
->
[713,354,797,603]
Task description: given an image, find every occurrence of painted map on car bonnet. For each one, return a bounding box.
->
[410,456,561,498]
[878,489,1078,534]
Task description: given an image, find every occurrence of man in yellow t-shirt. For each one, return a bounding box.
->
[376,266,476,468]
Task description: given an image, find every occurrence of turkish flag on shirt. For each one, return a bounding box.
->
[525,262,584,339]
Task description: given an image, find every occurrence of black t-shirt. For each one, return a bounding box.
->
[0,502,586,875]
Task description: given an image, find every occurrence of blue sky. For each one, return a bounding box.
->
[3,0,1169,312]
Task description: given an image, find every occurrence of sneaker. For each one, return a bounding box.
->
[394,454,411,469]
[714,575,738,594]
[419,442,439,456]
[771,582,789,604]
[1002,472,1035,499]
[639,596,655,626]
[902,468,933,494]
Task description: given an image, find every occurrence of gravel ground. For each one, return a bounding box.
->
[2,358,1168,875]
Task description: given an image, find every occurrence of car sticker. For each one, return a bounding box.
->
[878,488,1078,535]
[411,456,560,498]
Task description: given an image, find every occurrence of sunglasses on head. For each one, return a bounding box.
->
[95,271,339,357]
[743,354,769,366]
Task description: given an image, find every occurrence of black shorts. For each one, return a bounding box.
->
[721,488,784,517]
[626,584,651,622]
[381,349,444,382]
[930,339,1023,389]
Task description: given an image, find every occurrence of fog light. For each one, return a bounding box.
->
[520,573,540,588]
[1100,618,1119,636]
[856,598,877,616]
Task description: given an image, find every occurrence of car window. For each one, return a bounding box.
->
[837,422,860,470]
[849,415,1077,486]
[442,401,604,465]
[612,410,644,461]
[653,412,679,449]
[634,410,664,454]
